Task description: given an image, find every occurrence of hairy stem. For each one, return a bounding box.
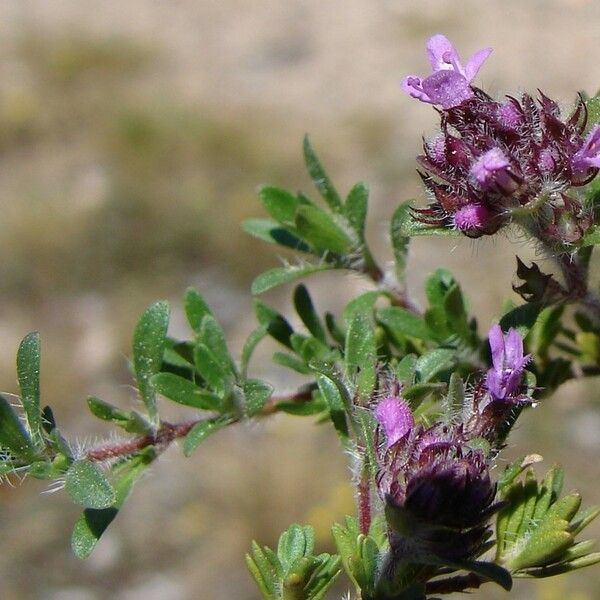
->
[86,388,314,462]
[357,463,372,536]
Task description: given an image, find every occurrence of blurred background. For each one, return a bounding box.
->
[0,1,599,598]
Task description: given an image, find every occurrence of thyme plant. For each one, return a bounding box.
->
[4,34,600,598]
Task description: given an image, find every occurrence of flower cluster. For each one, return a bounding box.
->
[373,326,529,563]
[404,35,600,241]
[375,396,498,563]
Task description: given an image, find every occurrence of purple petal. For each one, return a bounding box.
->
[401,76,434,103]
[504,328,524,367]
[375,396,414,449]
[426,34,460,72]
[421,70,473,109]
[487,324,505,371]
[485,368,505,400]
[572,125,600,173]
[464,47,493,82]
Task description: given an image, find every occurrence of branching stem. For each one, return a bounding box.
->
[85,388,314,462]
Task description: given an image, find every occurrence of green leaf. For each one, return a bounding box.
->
[193,343,231,396]
[303,135,342,212]
[0,394,38,461]
[425,268,456,307]
[272,352,312,375]
[443,283,474,344]
[278,524,315,571]
[499,303,543,338]
[259,186,300,225]
[345,182,369,239]
[390,202,411,280]
[345,312,376,400]
[395,354,417,383]
[510,530,574,572]
[87,397,150,434]
[244,379,273,417]
[290,334,338,364]
[16,332,42,447]
[184,288,212,334]
[251,263,335,295]
[376,307,433,341]
[72,457,147,559]
[396,210,461,238]
[580,224,600,246]
[332,517,382,596]
[254,300,294,348]
[242,218,312,253]
[246,542,278,600]
[317,375,348,440]
[325,312,346,345]
[133,301,170,419]
[585,91,600,133]
[65,460,116,509]
[241,324,269,378]
[275,397,326,416]
[183,415,234,457]
[445,371,465,418]
[415,349,455,382]
[150,373,221,411]
[198,314,236,376]
[294,284,326,342]
[295,205,355,255]
[343,291,383,325]
[403,382,445,402]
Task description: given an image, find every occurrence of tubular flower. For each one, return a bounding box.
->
[466,325,532,444]
[406,36,597,242]
[374,396,499,562]
[485,324,530,402]
[402,34,492,109]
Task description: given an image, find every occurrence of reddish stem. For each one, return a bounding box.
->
[357,467,371,536]
[85,389,314,462]
[86,420,199,462]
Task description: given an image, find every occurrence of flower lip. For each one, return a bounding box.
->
[403,34,492,108]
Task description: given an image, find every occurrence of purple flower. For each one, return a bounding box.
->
[485,325,530,401]
[375,396,414,449]
[571,125,600,175]
[409,53,595,242]
[402,34,492,109]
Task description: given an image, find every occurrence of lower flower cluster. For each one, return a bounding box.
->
[373,326,529,567]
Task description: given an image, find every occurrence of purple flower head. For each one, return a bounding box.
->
[571,125,600,176]
[376,420,499,562]
[402,35,492,109]
[375,396,414,449]
[485,324,530,402]
[409,50,595,242]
